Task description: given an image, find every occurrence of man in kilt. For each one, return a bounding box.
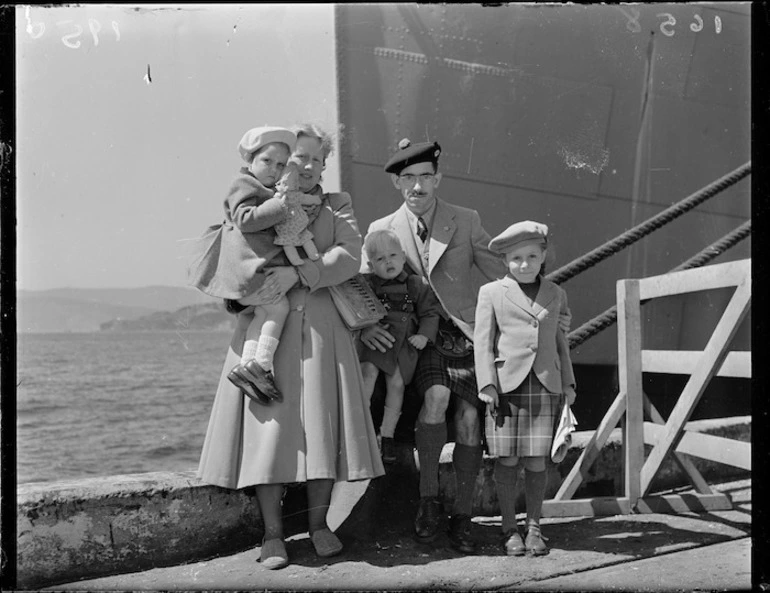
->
[359,138,507,554]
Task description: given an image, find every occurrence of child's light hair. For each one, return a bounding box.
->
[364,229,404,259]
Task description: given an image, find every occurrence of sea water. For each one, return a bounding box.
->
[17,331,231,484]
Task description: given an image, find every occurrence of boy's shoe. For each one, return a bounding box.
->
[502,528,526,556]
[243,360,283,402]
[525,524,548,556]
[380,436,397,464]
[447,513,477,554]
[228,364,270,405]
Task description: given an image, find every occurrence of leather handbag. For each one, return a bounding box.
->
[329,274,388,330]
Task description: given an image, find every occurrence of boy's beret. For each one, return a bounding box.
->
[238,127,297,162]
[489,220,549,254]
[384,138,442,174]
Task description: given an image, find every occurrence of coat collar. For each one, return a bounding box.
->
[499,275,558,319]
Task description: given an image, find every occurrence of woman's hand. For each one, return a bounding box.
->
[265,266,300,297]
[360,323,395,352]
[478,385,499,408]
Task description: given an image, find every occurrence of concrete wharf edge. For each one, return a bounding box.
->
[17,416,751,590]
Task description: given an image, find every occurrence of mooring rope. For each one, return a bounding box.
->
[547,161,751,286]
[566,220,752,349]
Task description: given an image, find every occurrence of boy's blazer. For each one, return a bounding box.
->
[474,275,575,395]
[361,199,506,340]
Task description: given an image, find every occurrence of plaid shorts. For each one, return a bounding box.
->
[485,371,560,458]
[411,343,482,409]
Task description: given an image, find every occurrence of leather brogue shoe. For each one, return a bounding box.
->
[447,514,477,554]
[502,528,526,556]
[414,497,442,543]
[243,360,283,402]
[228,364,271,405]
[525,524,548,556]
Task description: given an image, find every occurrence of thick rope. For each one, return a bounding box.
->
[547,161,751,286]
[567,220,752,349]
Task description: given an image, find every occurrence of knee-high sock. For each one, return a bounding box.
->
[241,340,259,365]
[451,443,482,517]
[494,460,519,533]
[415,421,446,499]
[524,468,547,527]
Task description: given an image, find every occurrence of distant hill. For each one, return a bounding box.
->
[100,303,235,332]
[16,286,220,333]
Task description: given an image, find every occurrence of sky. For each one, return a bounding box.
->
[16,4,341,290]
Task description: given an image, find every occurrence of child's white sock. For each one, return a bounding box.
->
[241,340,259,365]
[255,335,280,372]
[380,404,402,438]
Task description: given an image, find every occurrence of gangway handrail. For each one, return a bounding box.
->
[566,220,752,349]
[546,161,751,286]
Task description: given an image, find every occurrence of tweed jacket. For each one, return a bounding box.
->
[474,275,576,396]
[359,271,441,383]
[188,168,291,299]
[361,199,506,341]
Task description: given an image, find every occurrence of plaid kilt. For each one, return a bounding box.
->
[411,343,482,409]
[485,371,560,458]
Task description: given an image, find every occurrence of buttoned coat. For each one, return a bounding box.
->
[188,168,286,300]
[474,275,576,396]
[361,199,506,341]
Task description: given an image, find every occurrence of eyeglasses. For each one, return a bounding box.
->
[398,173,435,187]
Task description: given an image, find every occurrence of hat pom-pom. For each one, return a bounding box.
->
[398,138,411,150]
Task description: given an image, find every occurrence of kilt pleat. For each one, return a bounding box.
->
[485,371,559,457]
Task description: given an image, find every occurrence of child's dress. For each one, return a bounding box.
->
[474,275,576,458]
[359,271,441,383]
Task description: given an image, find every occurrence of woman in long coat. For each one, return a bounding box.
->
[198,123,385,569]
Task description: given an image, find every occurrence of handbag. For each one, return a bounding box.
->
[328,274,388,330]
[551,401,578,463]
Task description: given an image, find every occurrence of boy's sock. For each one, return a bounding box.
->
[380,404,401,439]
[255,335,280,372]
[414,421,447,499]
[493,460,519,533]
[524,468,547,527]
[451,443,482,517]
[241,340,259,365]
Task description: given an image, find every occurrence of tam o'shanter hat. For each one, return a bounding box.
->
[238,126,297,162]
[488,220,549,254]
[384,138,442,174]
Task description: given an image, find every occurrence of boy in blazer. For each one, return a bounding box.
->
[360,138,507,553]
[475,220,577,557]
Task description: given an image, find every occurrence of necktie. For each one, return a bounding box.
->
[417,217,428,242]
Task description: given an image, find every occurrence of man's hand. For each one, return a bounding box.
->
[478,385,499,407]
[564,385,577,406]
[264,266,300,297]
[408,334,429,350]
[558,312,571,334]
[360,323,395,352]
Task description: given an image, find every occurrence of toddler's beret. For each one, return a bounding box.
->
[238,127,297,162]
[489,220,549,254]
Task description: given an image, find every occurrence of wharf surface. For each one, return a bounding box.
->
[48,478,753,592]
